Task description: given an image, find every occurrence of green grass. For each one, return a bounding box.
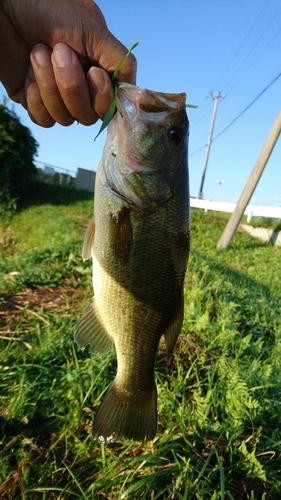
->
[0,191,281,499]
[246,217,281,231]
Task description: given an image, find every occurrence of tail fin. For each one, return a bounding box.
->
[92,379,157,443]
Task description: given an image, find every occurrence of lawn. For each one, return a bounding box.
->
[0,186,281,499]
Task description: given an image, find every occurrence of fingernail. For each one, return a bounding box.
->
[33,44,51,67]
[88,67,106,93]
[53,43,73,68]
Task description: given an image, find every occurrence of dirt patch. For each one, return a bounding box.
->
[229,262,247,270]
[0,284,89,328]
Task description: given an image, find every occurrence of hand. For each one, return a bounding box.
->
[0,0,136,127]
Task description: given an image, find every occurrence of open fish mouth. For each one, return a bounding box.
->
[117,82,187,115]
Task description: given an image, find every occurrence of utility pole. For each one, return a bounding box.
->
[216,180,224,201]
[198,92,226,199]
[217,107,281,250]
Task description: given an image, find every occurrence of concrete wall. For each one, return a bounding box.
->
[75,168,96,192]
[241,224,281,246]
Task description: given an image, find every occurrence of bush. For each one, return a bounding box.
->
[0,101,38,211]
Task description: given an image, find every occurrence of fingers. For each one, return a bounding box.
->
[25,62,55,127]
[94,31,137,86]
[26,43,113,127]
[87,66,114,119]
[51,43,100,125]
[1,0,137,128]
[29,43,75,127]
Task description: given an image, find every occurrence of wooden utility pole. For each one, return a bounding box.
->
[217,107,281,250]
[198,92,225,199]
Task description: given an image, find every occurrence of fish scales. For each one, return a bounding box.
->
[74,83,190,442]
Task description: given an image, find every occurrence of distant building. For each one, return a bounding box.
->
[44,165,55,176]
[75,168,96,192]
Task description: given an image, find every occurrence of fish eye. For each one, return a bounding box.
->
[168,126,185,144]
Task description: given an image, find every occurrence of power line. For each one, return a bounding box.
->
[221,3,281,92]
[213,0,271,90]
[36,160,76,175]
[213,70,281,142]
[189,70,281,156]
[189,143,206,158]
[189,2,281,158]
[223,7,281,94]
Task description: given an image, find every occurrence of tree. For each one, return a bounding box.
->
[0,101,38,209]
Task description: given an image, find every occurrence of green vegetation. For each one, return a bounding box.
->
[0,101,38,216]
[246,217,281,231]
[1,192,281,499]
[36,169,76,189]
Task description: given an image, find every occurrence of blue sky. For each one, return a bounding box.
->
[1,0,281,205]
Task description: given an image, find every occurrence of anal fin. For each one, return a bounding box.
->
[164,292,184,358]
[74,297,113,354]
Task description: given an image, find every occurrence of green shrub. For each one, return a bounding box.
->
[0,101,38,210]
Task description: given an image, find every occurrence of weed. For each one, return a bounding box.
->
[0,202,281,499]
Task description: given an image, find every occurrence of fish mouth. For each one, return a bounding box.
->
[117,83,187,115]
[115,83,186,174]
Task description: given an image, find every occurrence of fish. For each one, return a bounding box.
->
[74,82,190,443]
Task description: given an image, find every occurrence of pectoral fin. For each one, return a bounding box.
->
[74,297,113,354]
[110,207,132,264]
[82,216,95,261]
[164,292,184,358]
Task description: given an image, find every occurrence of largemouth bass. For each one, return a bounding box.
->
[74,83,190,443]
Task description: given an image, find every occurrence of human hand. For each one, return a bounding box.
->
[0,0,136,127]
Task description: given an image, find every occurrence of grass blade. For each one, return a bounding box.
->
[112,41,141,81]
[94,85,117,141]
[61,460,88,500]
[94,41,140,140]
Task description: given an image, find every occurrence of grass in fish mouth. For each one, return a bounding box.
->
[94,41,140,141]
[94,41,197,141]
[1,192,281,498]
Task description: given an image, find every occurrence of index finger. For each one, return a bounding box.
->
[89,32,137,85]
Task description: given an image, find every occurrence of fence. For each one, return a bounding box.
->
[34,161,281,217]
[35,162,96,192]
[190,197,281,222]
[35,161,76,188]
